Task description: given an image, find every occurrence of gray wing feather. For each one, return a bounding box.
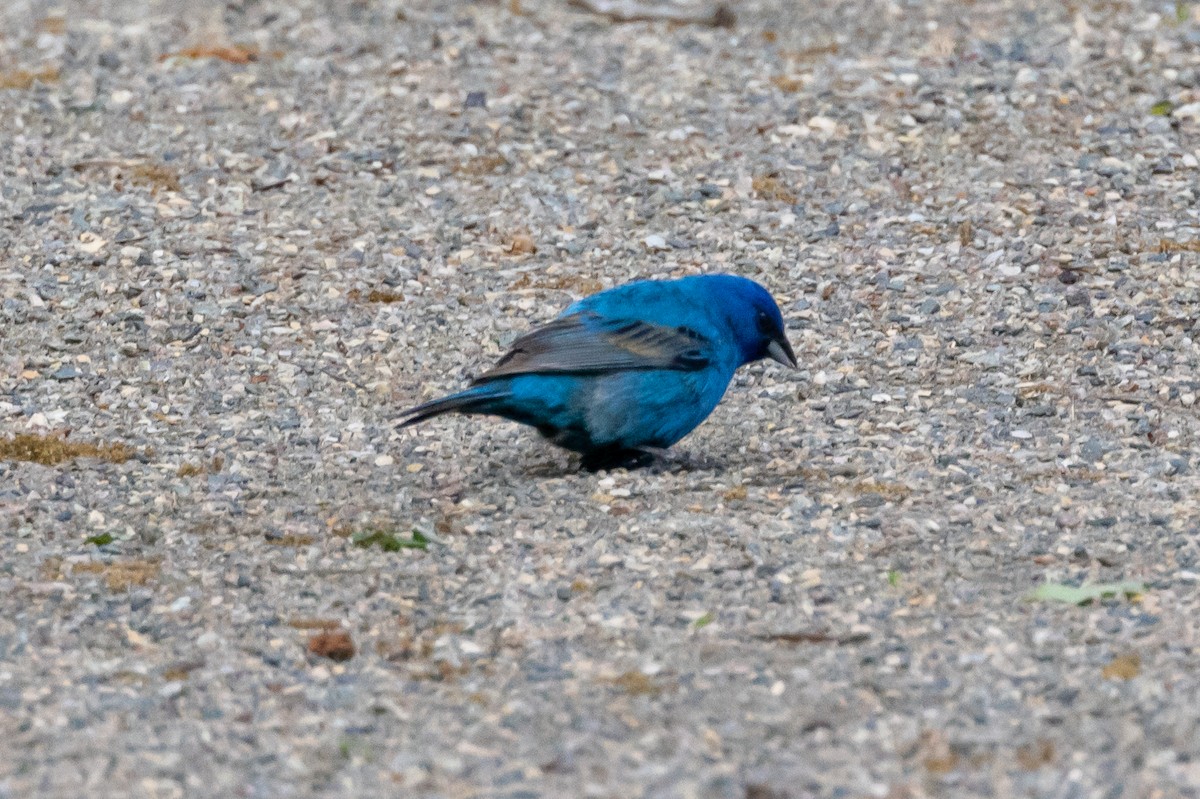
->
[473,312,712,382]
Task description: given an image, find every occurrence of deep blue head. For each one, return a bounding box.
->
[685,274,797,369]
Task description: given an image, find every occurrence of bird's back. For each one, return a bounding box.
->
[566,276,737,350]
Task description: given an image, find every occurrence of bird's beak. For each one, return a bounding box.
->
[767,337,797,369]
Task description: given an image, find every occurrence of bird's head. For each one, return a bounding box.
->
[701,275,797,369]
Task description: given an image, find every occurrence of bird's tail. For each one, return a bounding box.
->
[397,385,510,428]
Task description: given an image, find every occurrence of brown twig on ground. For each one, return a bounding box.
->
[566,0,735,27]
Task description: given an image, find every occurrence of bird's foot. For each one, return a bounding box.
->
[579,447,658,472]
[579,446,719,473]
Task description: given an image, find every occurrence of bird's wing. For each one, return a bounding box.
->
[473,312,714,382]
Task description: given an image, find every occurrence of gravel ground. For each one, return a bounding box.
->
[3,0,1200,796]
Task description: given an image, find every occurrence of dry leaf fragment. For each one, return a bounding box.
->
[128,163,182,193]
[781,43,840,61]
[288,618,344,630]
[162,44,261,64]
[760,630,870,645]
[721,485,747,501]
[770,75,805,93]
[265,534,315,547]
[1158,239,1200,253]
[308,629,356,662]
[0,66,60,90]
[504,232,537,255]
[1016,739,1056,770]
[609,670,663,695]
[509,273,603,294]
[1101,652,1141,680]
[0,433,138,465]
[751,174,798,204]
[176,456,223,477]
[455,154,508,175]
[70,559,161,591]
[105,560,160,591]
[918,730,960,774]
[367,289,405,303]
[162,659,204,681]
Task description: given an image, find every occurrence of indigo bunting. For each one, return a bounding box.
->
[399,274,796,469]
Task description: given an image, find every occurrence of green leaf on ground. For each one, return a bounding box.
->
[85,533,114,546]
[1027,580,1146,605]
[352,528,429,552]
[886,569,901,587]
[1150,100,1174,116]
[692,612,714,628]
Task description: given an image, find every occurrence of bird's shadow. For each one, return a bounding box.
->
[520,448,724,478]
[621,446,723,474]
[642,451,725,475]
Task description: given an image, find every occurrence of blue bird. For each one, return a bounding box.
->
[399,274,796,470]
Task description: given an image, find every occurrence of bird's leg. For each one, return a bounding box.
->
[633,445,671,460]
